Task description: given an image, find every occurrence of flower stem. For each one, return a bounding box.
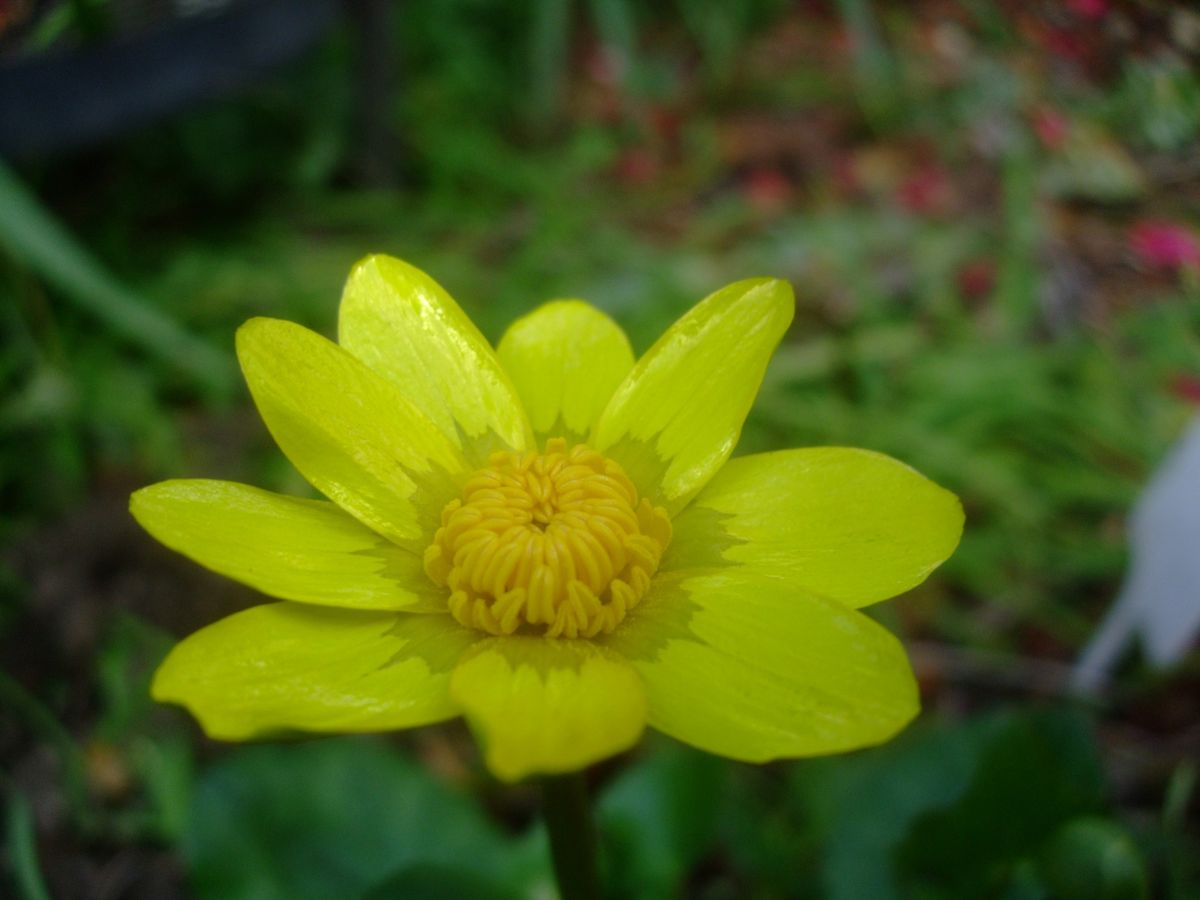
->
[541,771,601,900]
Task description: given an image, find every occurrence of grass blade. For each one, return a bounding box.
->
[0,159,234,395]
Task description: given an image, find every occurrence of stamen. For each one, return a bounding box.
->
[424,438,671,638]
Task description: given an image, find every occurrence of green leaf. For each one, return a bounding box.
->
[792,708,1107,900]
[363,864,519,900]
[1039,818,1149,900]
[183,737,527,900]
[897,709,1106,895]
[794,715,981,900]
[598,739,727,897]
[1114,57,1200,151]
[5,793,52,900]
[1041,125,1146,203]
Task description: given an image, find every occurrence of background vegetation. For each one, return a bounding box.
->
[2,1,1198,897]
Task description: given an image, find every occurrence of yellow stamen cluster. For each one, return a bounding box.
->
[424,439,671,638]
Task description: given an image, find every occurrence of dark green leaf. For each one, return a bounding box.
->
[898,709,1106,894]
[363,863,519,900]
[598,739,727,897]
[1039,818,1148,900]
[183,737,526,900]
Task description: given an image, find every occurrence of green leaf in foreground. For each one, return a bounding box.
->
[599,739,727,897]
[1039,817,1148,900]
[183,737,523,900]
[793,707,1109,900]
[184,735,733,900]
[362,863,519,900]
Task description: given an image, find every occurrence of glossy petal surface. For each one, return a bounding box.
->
[668,448,964,608]
[592,278,793,512]
[153,604,477,739]
[130,480,442,611]
[497,300,634,442]
[339,255,531,459]
[610,571,919,761]
[450,637,647,781]
[237,318,464,546]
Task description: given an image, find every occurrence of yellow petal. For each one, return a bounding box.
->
[153,604,476,739]
[450,637,646,781]
[237,318,465,547]
[592,278,793,512]
[131,480,443,612]
[496,300,634,442]
[667,448,964,608]
[338,255,531,459]
[609,571,918,761]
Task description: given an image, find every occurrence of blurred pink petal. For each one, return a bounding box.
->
[1129,221,1200,271]
[1033,107,1070,150]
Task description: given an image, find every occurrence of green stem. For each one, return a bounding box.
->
[0,672,90,823]
[541,771,601,900]
[6,793,52,900]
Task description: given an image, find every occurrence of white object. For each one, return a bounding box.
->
[1073,416,1200,693]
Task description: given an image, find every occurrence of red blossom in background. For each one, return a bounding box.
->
[1169,373,1200,406]
[649,106,682,144]
[1129,221,1200,272]
[831,155,859,198]
[614,147,660,185]
[957,258,996,301]
[1042,27,1088,61]
[896,164,954,216]
[1067,0,1109,20]
[743,167,792,212]
[1033,107,1070,150]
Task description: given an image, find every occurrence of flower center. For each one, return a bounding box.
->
[424,438,671,638]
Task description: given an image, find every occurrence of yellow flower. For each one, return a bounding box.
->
[132,256,963,782]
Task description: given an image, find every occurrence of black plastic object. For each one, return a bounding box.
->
[0,0,338,159]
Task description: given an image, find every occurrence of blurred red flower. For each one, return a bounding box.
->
[743,167,792,212]
[897,165,953,216]
[1169,373,1200,406]
[957,258,996,301]
[1032,107,1070,150]
[614,148,660,186]
[1067,0,1109,20]
[1129,221,1200,272]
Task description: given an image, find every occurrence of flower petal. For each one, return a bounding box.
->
[153,604,477,740]
[496,300,634,443]
[131,480,444,611]
[450,637,646,781]
[338,255,532,459]
[667,448,964,608]
[609,571,918,761]
[237,318,465,547]
[592,278,793,512]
